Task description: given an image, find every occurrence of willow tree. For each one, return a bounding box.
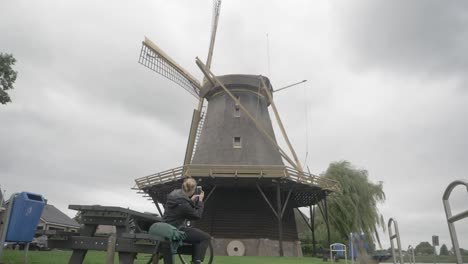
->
[319,161,386,248]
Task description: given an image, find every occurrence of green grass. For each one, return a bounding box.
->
[6,250,466,264]
[382,254,468,263]
[2,249,325,264]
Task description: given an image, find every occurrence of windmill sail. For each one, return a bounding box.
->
[206,0,222,70]
[139,37,201,98]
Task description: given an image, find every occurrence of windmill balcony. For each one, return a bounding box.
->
[135,164,338,191]
[134,164,340,208]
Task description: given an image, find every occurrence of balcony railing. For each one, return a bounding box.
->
[134,164,340,192]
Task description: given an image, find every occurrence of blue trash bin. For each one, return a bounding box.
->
[5,192,45,242]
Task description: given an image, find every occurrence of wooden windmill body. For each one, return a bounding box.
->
[134,1,340,256]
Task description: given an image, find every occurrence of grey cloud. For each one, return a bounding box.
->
[1,0,467,250]
[1,0,199,134]
[333,0,468,79]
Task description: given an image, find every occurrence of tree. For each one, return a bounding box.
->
[439,244,449,255]
[315,161,386,248]
[0,53,18,104]
[73,211,83,224]
[415,241,434,255]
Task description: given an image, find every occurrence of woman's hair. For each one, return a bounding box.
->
[182,177,197,194]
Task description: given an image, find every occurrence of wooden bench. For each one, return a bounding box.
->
[41,205,214,264]
[43,205,180,264]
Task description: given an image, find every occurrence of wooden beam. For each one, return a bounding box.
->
[260,78,304,175]
[144,37,201,90]
[324,195,331,249]
[310,205,316,256]
[204,185,217,204]
[183,98,204,166]
[153,199,164,217]
[280,188,293,218]
[276,182,284,257]
[256,183,278,218]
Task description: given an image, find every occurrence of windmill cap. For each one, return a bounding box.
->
[200,74,274,104]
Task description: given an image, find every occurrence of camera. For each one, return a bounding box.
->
[194,186,202,195]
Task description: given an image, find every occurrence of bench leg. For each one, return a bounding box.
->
[68,225,97,264]
[147,240,161,264]
[163,253,174,264]
[149,253,160,264]
[118,252,136,264]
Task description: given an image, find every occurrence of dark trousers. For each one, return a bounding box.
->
[180,227,211,262]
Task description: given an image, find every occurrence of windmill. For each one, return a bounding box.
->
[135,0,340,257]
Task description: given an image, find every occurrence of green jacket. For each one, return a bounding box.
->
[149,222,186,254]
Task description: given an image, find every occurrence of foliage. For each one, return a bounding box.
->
[0,53,18,104]
[456,248,468,256]
[73,211,83,224]
[439,244,449,256]
[317,161,386,248]
[415,241,435,255]
[301,243,314,256]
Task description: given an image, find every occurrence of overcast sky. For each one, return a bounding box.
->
[1,0,467,250]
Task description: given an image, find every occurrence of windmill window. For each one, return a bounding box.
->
[233,137,242,148]
[234,105,240,117]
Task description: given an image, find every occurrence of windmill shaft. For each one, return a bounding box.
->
[274,80,307,93]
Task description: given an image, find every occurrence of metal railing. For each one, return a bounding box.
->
[388,218,404,264]
[442,180,468,264]
[407,245,415,264]
[330,243,347,264]
[134,164,340,192]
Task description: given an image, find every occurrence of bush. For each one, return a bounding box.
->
[302,244,314,256]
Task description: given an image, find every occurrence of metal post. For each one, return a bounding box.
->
[276,182,284,257]
[407,245,415,264]
[23,243,29,264]
[442,180,468,264]
[350,233,354,264]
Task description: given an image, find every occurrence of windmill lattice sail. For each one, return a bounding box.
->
[139,37,201,98]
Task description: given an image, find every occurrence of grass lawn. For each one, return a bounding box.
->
[2,249,325,264]
[382,254,468,263]
[5,250,468,264]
